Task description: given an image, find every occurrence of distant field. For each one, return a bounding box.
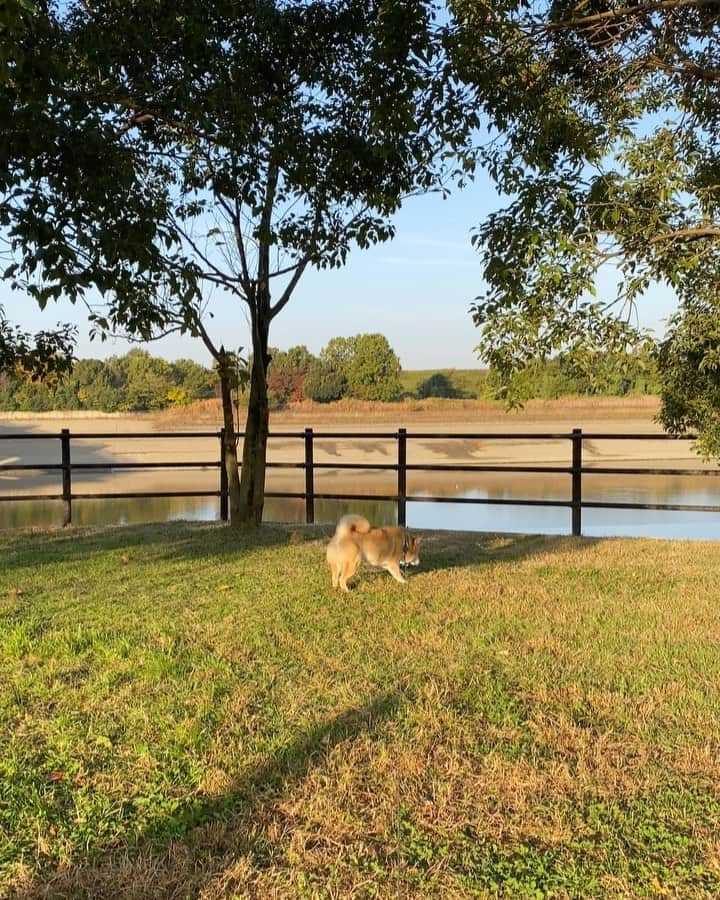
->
[0,384,663,428]
[399,368,491,399]
[2,522,720,897]
[142,392,662,427]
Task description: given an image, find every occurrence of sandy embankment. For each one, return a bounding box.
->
[0,397,713,500]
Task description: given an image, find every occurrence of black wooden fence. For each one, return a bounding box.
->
[1,427,719,535]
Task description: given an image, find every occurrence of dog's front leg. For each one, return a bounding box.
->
[384,562,408,584]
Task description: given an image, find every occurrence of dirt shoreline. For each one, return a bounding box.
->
[0,400,713,499]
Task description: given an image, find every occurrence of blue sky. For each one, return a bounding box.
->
[2,170,680,371]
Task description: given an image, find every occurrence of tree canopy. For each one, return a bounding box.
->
[346,333,403,401]
[2,0,476,524]
[452,0,720,413]
[657,302,720,457]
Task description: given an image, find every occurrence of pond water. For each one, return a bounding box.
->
[2,478,720,540]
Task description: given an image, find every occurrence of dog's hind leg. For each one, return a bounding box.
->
[330,562,340,590]
[339,557,359,592]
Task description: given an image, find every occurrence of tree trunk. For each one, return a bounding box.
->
[238,308,270,527]
[217,352,243,526]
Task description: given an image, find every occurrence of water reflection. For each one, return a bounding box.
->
[0,495,399,532]
[0,496,219,530]
[1,478,720,540]
[406,474,720,540]
[407,496,720,540]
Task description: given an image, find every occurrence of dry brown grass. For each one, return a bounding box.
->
[148,394,662,428]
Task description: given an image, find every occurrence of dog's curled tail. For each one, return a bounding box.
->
[333,514,371,541]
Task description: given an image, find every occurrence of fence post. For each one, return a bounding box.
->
[571,427,582,537]
[219,428,229,522]
[60,428,72,527]
[397,427,407,527]
[304,427,315,524]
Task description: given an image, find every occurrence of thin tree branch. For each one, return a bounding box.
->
[642,52,720,82]
[269,255,311,320]
[215,192,254,297]
[107,322,184,344]
[170,216,244,297]
[268,260,307,280]
[114,112,156,139]
[195,317,222,362]
[544,0,717,31]
[650,227,720,242]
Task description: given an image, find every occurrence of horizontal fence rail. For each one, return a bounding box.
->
[0,426,717,535]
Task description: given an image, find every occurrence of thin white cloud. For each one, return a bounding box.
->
[379,255,478,267]
[397,235,473,251]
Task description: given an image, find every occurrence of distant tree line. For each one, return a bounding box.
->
[0,334,405,412]
[0,339,660,413]
[0,349,218,412]
[268,334,403,407]
[405,347,660,402]
[485,347,661,403]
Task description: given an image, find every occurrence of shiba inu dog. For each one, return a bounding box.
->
[326,514,421,592]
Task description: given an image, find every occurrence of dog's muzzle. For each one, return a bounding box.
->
[401,532,419,567]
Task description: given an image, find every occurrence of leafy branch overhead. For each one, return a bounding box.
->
[5,0,475,328]
[452,0,720,405]
[0,307,75,381]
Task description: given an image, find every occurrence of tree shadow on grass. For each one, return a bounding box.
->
[9,688,406,900]
[0,518,602,583]
[0,519,327,576]
[416,529,602,571]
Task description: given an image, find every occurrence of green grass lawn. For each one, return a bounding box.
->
[2,522,720,898]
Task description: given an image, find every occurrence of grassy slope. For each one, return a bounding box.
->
[2,522,720,898]
[399,369,490,399]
